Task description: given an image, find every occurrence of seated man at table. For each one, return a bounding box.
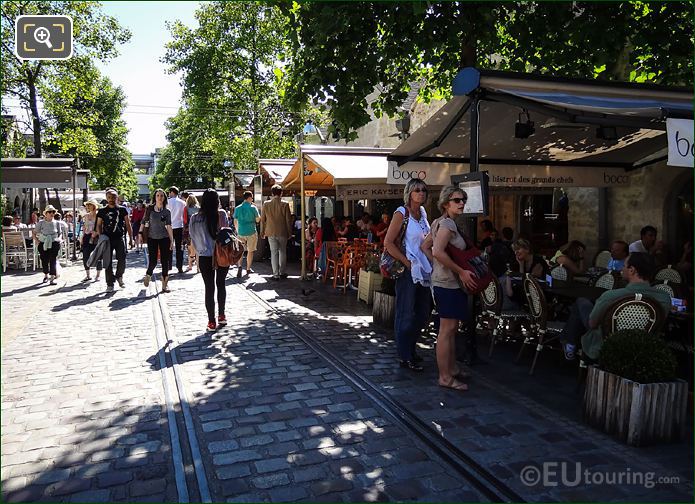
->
[559,252,671,360]
[607,240,629,272]
[629,225,657,254]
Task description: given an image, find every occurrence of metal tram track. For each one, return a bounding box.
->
[146,264,212,503]
[241,284,525,504]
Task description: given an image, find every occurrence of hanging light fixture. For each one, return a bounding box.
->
[515,109,535,139]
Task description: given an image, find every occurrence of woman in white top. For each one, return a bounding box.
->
[81,200,102,282]
[384,178,433,371]
[426,186,478,391]
[33,205,63,284]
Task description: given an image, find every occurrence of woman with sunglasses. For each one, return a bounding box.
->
[426,186,478,391]
[384,178,433,371]
[142,189,175,292]
[33,205,63,284]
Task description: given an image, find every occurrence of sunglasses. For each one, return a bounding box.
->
[411,188,428,193]
[449,197,467,204]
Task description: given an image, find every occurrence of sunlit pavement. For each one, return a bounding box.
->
[1,252,692,502]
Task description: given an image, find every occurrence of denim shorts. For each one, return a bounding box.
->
[433,286,468,320]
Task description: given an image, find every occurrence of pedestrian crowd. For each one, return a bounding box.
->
[2,178,691,391]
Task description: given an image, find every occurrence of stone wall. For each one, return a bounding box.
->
[606,162,689,246]
[566,187,600,260]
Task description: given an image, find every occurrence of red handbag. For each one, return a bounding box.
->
[446,235,493,295]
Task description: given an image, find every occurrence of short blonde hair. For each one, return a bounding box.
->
[403,178,428,206]
[186,194,199,207]
[437,185,466,214]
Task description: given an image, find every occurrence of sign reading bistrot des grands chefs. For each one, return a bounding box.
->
[387,161,630,188]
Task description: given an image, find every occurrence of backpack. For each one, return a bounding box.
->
[214,226,244,267]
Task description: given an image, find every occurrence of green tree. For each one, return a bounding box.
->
[1,0,131,156]
[159,1,302,189]
[281,1,693,140]
[41,60,137,199]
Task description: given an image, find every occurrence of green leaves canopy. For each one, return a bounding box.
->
[281,1,693,140]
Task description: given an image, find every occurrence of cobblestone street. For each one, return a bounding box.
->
[1,254,693,502]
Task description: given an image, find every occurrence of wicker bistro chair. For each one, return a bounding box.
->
[593,250,612,269]
[517,274,566,375]
[651,280,681,299]
[479,276,531,358]
[600,293,667,337]
[550,265,569,282]
[654,265,684,285]
[593,271,621,290]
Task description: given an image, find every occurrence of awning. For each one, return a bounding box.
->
[258,159,295,184]
[282,146,392,191]
[1,158,89,189]
[388,68,693,171]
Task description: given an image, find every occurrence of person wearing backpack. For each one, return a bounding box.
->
[189,189,230,332]
[426,185,478,392]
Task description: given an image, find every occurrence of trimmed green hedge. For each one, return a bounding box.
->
[599,329,677,384]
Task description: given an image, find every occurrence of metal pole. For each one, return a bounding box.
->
[71,158,78,261]
[300,144,307,280]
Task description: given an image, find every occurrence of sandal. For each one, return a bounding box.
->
[453,368,472,380]
[439,377,468,392]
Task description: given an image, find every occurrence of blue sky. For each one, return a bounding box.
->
[96,1,200,154]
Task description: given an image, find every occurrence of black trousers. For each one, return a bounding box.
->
[198,256,229,323]
[82,235,102,271]
[38,242,60,276]
[105,236,126,286]
[172,227,184,271]
[146,237,171,278]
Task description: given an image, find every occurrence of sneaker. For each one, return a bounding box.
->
[49,276,57,285]
[143,274,151,287]
[206,321,217,332]
[117,277,125,288]
[106,284,115,292]
[280,273,289,279]
[399,360,424,372]
[217,315,227,327]
[563,343,576,361]
[271,275,280,281]
[247,268,254,274]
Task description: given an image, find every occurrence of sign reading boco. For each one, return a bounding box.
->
[667,119,694,168]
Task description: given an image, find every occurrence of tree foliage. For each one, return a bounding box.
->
[1,0,131,166]
[156,1,306,191]
[281,1,694,140]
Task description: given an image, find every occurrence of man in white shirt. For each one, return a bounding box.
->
[629,225,657,254]
[168,186,186,274]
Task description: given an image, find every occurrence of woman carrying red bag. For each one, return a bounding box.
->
[426,185,478,392]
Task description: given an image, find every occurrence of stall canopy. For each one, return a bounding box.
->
[388,68,694,171]
[1,158,88,189]
[282,146,392,191]
[259,159,295,184]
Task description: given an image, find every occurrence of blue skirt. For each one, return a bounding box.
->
[433,286,468,320]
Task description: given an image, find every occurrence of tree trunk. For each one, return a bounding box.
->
[459,4,479,68]
[27,69,42,158]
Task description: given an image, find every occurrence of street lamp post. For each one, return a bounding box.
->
[71,158,78,262]
[298,122,325,281]
[224,160,235,210]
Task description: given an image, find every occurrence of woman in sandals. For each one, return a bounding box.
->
[143,189,175,292]
[426,185,478,391]
[384,178,433,372]
[81,199,102,282]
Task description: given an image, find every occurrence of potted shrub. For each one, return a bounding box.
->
[372,277,396,330]
[358,250,385,304]
[582,329,688,446]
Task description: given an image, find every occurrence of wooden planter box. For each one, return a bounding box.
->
[372,291,395,330]
[582,366,688,446]
[357,269,384,305]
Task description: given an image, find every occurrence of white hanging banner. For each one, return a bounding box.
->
[667,118,694,168]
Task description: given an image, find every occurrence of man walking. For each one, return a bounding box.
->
[234,190,261,278]
[168,186,186,274]
[96,188,134,291]
[260,184,292,280]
